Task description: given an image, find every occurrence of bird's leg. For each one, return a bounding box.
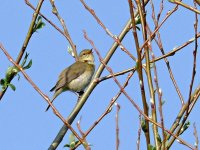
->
[77,91,84,101]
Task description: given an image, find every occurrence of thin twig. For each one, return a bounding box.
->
[49,0,78,60]
[76,118,91,150]
[136,115,142,150]
[148,35,166,149]
[170,0,200,14]
[137,0,159,148]
[193,123,199,150]
[128,0,150,147]
[186,1,198,120]
[115,103,120,150]
[157,0,164,22]
[96,67,136,83]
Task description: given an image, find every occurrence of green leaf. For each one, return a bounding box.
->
[69,133,76,143]
[63,144,70,147]
[0,78,7,91]
[180,121,190,135]
[148,144,156,150]
[21,52,29,67]
[1,85,7,91]
[5,66,19,79]
[135,15,141,25]
[168,0,175,3]
[33,16,45,33]
[0,79,5,85]
[68,46,74,57]
[70,141,75,149]
[23,60,32,70]
[157,134,162,144]
[141,118,148,133]
[36,22,45,30]
[7,83,16,91]
[161,100,165,106]
[136,26,140,31]
[135,61,139,70]
[75,141,79,145]
[37,16,42,22]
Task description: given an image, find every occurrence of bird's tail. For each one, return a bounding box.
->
[45,98,55,112]
[45,88,63,112]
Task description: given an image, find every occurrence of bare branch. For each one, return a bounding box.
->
[49,0,78,60]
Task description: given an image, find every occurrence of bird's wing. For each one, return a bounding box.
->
[54,62,87,91]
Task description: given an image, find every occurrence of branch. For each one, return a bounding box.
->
[115,103,120,150]
[128,0,150,146]
[49,0,78,60]
[169,0,200,14]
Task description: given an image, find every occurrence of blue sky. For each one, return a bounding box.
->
[0,1,200,150]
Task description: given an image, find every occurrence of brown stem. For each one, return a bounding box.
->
[128,0,150,146]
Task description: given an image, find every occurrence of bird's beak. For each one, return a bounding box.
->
[90,48,93,53]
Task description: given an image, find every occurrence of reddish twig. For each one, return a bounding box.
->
[128,0,150,147]
[186,1,198,118]
[170,0,200,14]
[136,115,142,150]
[49,0,78,60]
[115,103,120,150]
[193,123,199,150]
[76,117,91,150]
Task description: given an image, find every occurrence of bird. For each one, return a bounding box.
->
[45,49,95,111]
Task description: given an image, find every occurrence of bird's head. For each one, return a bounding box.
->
[78,49,94,64]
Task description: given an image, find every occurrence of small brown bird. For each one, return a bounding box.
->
[46,49,95,111]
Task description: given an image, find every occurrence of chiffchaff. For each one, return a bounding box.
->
[46,49,95,111]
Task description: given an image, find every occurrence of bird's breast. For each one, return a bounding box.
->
[68,69,94,92]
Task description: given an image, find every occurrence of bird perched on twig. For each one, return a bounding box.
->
[45,49,95,111]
